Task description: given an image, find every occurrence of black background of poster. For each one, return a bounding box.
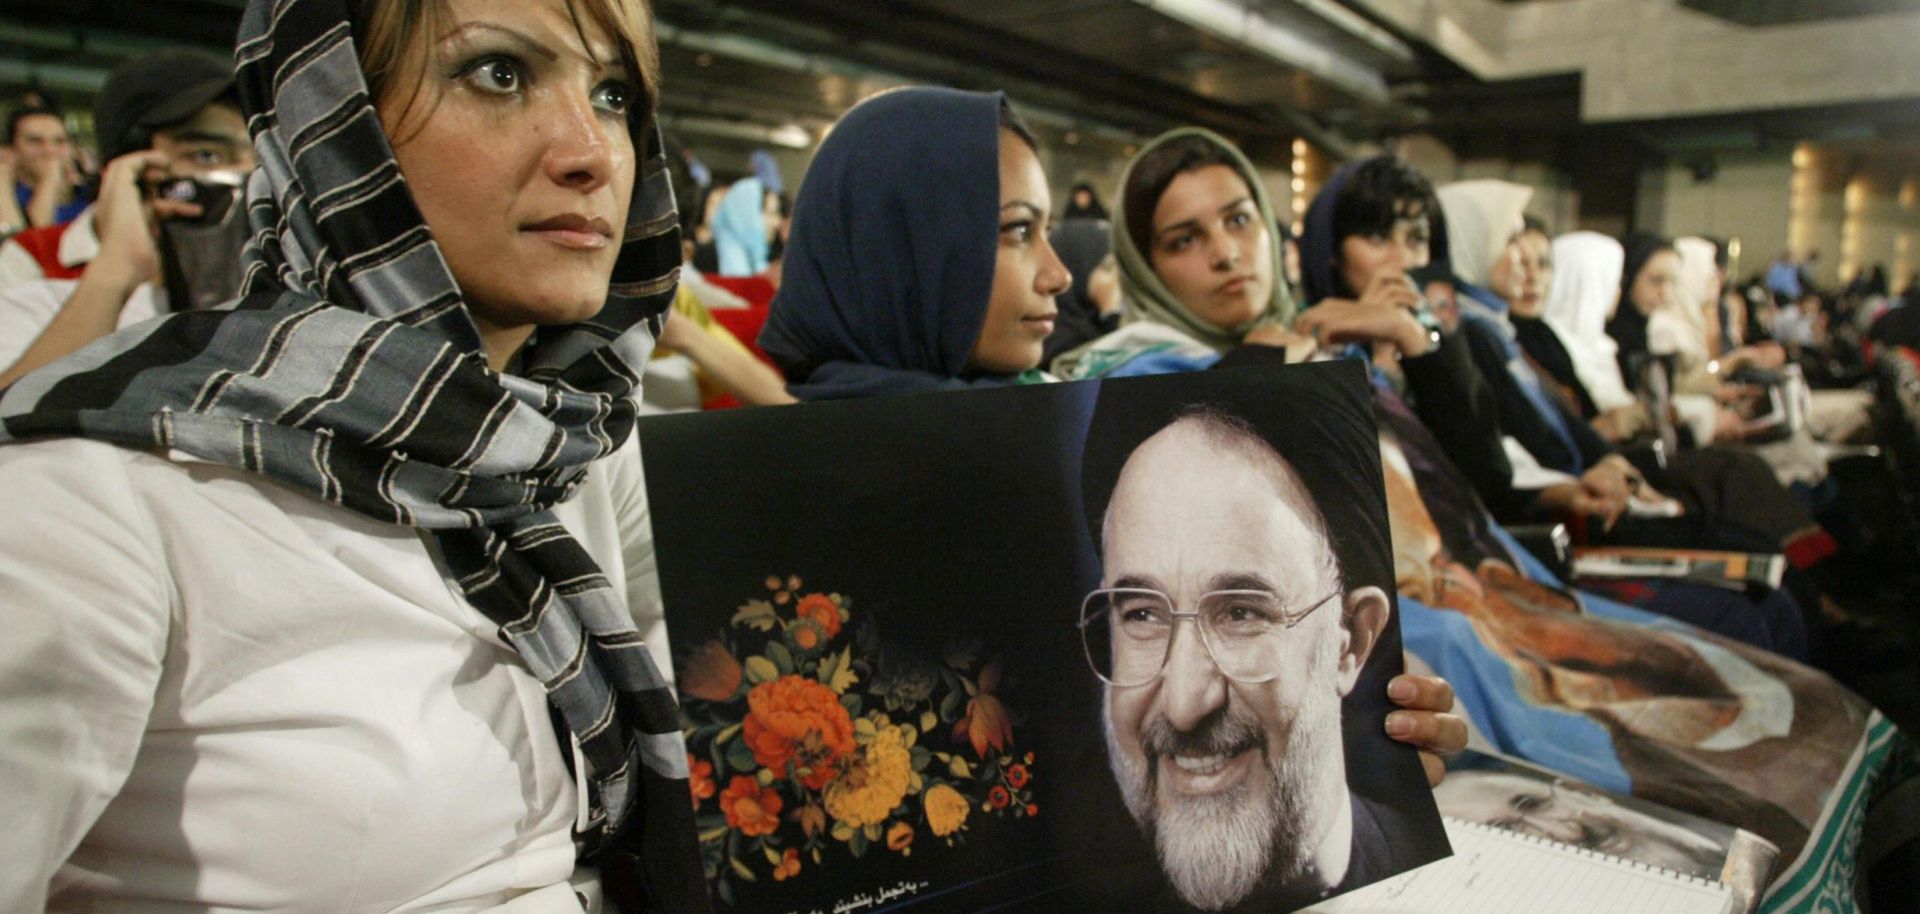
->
[638,361,1447,912]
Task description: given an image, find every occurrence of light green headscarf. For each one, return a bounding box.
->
[1109,127,1297,351]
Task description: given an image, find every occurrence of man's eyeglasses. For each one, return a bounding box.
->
[1077,587,1342,687]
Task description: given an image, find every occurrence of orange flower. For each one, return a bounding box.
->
[772,848,802,881]
[795,803,827,838]
[1025,802,1039,817]
[790,620,824,652]
[794,593,843,639]
[743,675,856,790]
[887,821,914,854]
[988,785,1011,810]
[688,754,715,809]
[720,775,783,837]
[1005,763,1029,789]
[682,640,743,703]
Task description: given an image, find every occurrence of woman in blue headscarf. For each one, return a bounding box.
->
[759,88,1070,400]
[712,176,772,276]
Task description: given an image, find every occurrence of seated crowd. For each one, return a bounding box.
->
[1,1,1917,909]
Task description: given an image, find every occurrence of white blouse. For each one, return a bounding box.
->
[0,431,670,912]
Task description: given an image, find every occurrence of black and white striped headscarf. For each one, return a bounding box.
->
[0,0,705,907]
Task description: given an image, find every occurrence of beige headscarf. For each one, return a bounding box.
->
[1435,179,1533,290]
[1108,127,1296,351]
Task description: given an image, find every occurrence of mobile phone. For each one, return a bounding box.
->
[154,171,246,225]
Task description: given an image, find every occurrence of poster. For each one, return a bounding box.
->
[639,360,1448,912]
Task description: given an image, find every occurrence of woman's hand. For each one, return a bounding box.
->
[1386,674,1466,787]
[1293,273,1432,357]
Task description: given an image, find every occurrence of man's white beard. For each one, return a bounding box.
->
[1103,690,1339,911]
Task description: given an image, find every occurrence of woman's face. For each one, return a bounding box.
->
[968,130,1069,374]
[1087,253,1121,315]
[379,0,641,344]
[1629,249,1680,316]
[1148,164,1273,330]
[1500,229,1552,317]
[1337,211,1430,297]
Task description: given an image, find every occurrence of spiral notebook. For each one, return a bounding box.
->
[1305,817,1735,914]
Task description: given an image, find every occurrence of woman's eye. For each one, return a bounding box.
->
[1227,211,1252,229]
[462,57,523,94]
[592,80,636,115]
[1001,222,1033,245]
[1164,233,1194,253]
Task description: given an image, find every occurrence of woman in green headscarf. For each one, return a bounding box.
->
[1054,128,1314,378]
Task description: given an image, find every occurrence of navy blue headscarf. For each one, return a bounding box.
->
[759,87,1011,401]
[1300,160,1366,306]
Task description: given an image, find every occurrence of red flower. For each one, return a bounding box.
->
[794,593,843,639]
[688,754,715,809]
[1005,763,1030,789]
[1025,802,1039,817]
[743,675,856,790]
[720,775,783,837]
[988,785,1011,810]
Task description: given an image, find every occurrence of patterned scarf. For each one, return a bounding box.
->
[0,0,704,907]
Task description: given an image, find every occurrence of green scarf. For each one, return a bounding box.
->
[1109,127,1297,353]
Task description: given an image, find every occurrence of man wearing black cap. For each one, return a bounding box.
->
[0,47,252,385]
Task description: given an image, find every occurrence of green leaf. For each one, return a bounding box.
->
[826,647,859,693]
[731,599,779,632]
[853,716,877,743]
[841,693,864,717]
[948,756,973,779]
[763,845,782,865]
[714,723,741,745]
[849,830,868,858]
[911,745,933,772]
[743,655,779,685]
[939,690,963,723]
[726,736,756,773]
[920,709,938,733]
[730,857,757,881]
[767,641,796,675]
[717,879,734,906]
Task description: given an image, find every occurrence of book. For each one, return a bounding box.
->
[1307,751,1778,914]
[1571,546,1786,591]
[1306,816,1737,913]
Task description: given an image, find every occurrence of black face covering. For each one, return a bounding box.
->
[156,174,251,313]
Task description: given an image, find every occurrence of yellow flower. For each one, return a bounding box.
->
[824,723,912,828]
[887,821,914,854]
[923,783,970,837]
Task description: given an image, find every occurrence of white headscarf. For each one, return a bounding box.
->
[1437,180,1533,290]
[1652,236,1716,363]
[1545,232,1636,411]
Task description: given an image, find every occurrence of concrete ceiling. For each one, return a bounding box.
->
[1,0,1432,155]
